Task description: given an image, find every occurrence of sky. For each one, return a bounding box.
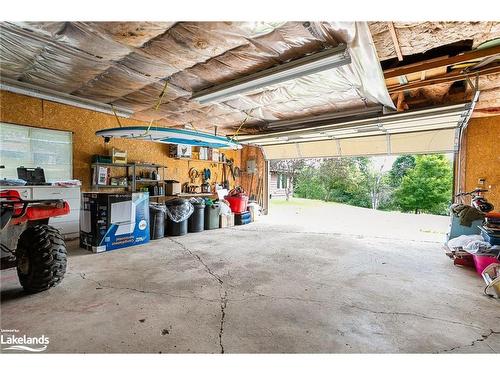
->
[370,153,454,172]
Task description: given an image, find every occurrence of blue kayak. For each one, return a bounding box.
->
[96,126,242,149]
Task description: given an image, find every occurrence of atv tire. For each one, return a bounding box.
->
[16,224,67,293]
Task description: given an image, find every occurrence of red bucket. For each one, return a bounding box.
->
[225,195,248,213]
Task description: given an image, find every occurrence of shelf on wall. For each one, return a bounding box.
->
[133,163,168,168]
[91,159,167,193]
[135,179,165,183]
[91,185,129,188]
[91,162,132,168]
[154,192,217,198]
[171,157,227,164]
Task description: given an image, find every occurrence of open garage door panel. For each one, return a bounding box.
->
[238,103,472,159]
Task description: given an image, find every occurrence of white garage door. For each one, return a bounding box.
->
[238,103,473,159]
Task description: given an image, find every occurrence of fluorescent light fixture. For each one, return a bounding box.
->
[0,77,134,117]
[191,44,350,104]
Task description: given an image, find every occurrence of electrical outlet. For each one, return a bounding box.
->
[478,178,486,185]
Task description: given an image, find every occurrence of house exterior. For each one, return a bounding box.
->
[269,171,293,199]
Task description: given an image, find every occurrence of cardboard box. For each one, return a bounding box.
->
[165,180,181,195]
[212,149,220,162]
[169,144,192,158]
[80,192,150,253]
[220,213,235,228]
[110,147,127,164]
[199,147,209,160]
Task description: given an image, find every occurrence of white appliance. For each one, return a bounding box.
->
[110,200,136,235]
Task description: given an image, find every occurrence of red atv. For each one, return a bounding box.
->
[1,189,69,293]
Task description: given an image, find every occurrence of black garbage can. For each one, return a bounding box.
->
[188,200,205,233]
[165,198,191,236]
[204,203,220,230]
[149,203,166,239]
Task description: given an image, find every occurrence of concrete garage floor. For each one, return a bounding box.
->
[1,212,500,353]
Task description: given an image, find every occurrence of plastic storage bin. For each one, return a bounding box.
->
[225,195,248,213]
[235,211,251,225]
[473,254,500,275]
[188,201,205,233]
[149,203,166,240]
[479,226,500,246]
[204,203,221,230]
[220,213,235,228]
[447,215,482,241]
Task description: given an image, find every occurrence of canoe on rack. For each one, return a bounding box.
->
[96,126,242,149]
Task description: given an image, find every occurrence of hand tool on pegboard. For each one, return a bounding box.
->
[257,176,263,207]
[248,172,255,200]
[222,162,229,190]
[227,158,236,180]
[255,176,261,204]
[188,167,199,183]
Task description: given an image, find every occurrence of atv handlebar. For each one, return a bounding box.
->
[455,188,488,197]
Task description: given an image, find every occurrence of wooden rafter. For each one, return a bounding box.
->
[387,22,403,61]
[387,64,500,93]
[384,45,500,79]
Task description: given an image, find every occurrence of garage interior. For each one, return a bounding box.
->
[1,21,499,354]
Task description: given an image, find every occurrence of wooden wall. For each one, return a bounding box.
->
[239,145,266,202]
[463,115,500,208]
[0,90,242,191]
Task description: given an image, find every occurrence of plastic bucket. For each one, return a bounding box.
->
[188,202,205,233]
[224,195,248,213]
[473,254,500,275]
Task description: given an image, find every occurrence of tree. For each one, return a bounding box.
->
[365,166,392,210]
[317,157,371,207]
[293,167,326,200]
[389,155,416,187]
[394,154,452,214]
[269,159,307,200]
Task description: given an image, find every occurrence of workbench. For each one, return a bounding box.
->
[153,192,219,201]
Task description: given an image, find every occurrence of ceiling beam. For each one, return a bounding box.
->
[384,45,500,79]
[387,22,403,61]
[387,65,500,93]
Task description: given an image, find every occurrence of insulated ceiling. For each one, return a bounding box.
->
[369,21,500,61]
[237,103,472,159]
[0,21,393,133]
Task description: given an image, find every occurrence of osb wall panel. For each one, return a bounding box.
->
[240,145,265,199]
[464,115,500,208]
[0,90,241,191]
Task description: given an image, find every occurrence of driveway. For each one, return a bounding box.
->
[264,198,450,242]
